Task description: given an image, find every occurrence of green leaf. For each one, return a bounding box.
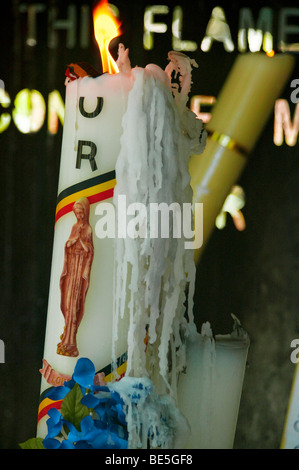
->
[19,437,45,449]
[60,382,90,431]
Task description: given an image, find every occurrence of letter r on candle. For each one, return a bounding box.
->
[76,140,98,171]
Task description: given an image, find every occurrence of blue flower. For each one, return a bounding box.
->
[72,357,96,390]
[45,379,75,401]
[45,407,77,440]
[81,388,127,427]
[43,437,75,449]
[45,358,104,405]
[67,415,127,449]
[72,357,108,394]
[42,358,129,449]
[43,408,75,449]
[45,408,64,438]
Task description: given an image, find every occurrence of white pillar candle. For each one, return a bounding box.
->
[37,52,206,440]
[37,71,133,435]
[177,321,250,449]
[36,1,206,441]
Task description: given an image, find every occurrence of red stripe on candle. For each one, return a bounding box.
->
[37,399,63,424]
[88,187,114,206]
[55,187,115,225]
[55,202,74,224]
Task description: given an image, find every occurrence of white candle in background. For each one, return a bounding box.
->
[177,320,250,449]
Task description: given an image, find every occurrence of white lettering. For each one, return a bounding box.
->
[274,99,299,146]
[143,5,169,50]
[190,95,216,123]
[95,203,116,238]
[117,195,127,239]
[201,6,234,52]
[278,8,299,52]
[290,79,299,104]
[172,6,198,52]
[94,197,203,249]
[238,7,273,53]
[184,203,203,250]
[105,454,140,467]
[149,202,181,239]
[127,202,148,239]
[48,5,77,49]
[290,339,299,364]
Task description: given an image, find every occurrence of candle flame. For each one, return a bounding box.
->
[93,0,121,74]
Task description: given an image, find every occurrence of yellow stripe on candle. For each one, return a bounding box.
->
[55,178,116,216]
[37,397,63,424]
[104,361,127,383]
[207,130,249,157]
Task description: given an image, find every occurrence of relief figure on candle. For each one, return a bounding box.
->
[57,197,94,357]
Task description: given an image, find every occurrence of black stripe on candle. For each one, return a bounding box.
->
[56,170,116,205]
[97,351,128,378]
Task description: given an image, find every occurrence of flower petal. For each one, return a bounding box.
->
[43,438,61,449]
[60,440,75,449]
[72,358,95,389]
[45,385,70,401]
[47,407,62,424]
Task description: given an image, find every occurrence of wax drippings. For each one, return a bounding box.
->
[108,376,190,449]
[112,57,205,448]
[113,65,204,393]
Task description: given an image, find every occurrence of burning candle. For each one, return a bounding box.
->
[37,0,205,442]
[177,319,250,449]
[189,52,295,263]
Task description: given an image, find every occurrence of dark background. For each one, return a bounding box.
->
[1,0,299,449]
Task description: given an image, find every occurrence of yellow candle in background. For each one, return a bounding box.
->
[189,52,295,263]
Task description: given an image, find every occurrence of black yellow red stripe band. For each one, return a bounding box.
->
[37,352,128,425]
[55,170,116,224]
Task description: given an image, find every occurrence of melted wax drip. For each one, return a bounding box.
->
[113,66,196,390]
[111,47,206,448]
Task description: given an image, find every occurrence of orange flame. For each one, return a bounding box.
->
[93,0,121,74]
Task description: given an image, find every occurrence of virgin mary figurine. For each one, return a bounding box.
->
[57,197,94,357]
